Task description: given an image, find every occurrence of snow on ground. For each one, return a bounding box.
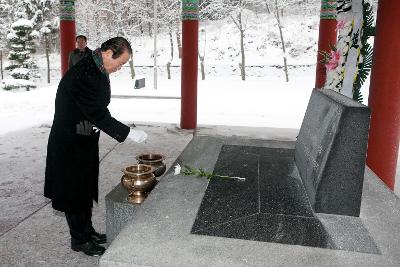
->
[0,64,371,136]
[109,66,315,129]
[0,84,57,135]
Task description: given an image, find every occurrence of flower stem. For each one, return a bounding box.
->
[213,174,246,181]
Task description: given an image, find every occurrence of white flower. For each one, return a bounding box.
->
[174,164,181,175]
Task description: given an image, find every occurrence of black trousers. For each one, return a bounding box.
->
[65,209,95,245]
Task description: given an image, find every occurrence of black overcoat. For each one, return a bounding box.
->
[44,55,130,213]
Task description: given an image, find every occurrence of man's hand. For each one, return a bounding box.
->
[127,129,147,143]
[76,120,93,136]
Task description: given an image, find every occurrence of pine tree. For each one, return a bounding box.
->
[0,0,11,80]
[2,18,38,90]
[0,0,11,49]
[1,0,45,90]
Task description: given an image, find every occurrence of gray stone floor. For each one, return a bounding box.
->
[0,123,399,266]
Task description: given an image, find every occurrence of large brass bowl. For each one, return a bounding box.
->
[136,153,166,177]
[121,164,156,204]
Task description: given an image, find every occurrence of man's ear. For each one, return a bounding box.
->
[104,49,114,58]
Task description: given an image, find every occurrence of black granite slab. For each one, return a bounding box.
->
[194,213,334,249]
[191,146,259,232]
[191,145,379,254]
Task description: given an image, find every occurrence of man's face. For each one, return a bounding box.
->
[102,49,131,74]
[76,37,87,51]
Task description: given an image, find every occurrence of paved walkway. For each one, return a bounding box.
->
[0,123,193,266]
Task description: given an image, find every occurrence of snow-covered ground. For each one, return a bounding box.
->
[0,64,371,136]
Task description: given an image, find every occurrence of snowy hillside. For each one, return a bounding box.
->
[125,11,320,69]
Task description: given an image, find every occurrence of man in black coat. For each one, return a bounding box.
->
[44,37,147,256]
[68,35,92,69]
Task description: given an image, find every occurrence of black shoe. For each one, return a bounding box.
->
[71,240,106,256]
[90,231,107,244]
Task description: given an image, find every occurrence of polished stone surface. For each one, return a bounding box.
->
[191,144,378,253]
[295,89,371,216]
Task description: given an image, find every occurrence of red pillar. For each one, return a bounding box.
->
[315,1,337,89]
[180,1,199,129]
[367,0,400,190]
[59,0,76,76]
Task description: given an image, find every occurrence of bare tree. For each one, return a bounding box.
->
[40,22,52,83]
[145,0,153,37]
[198,26,207,80]
[228,0,255,81]
[0,50,3,80]
[231,11,246,80]
[273,0,289,82]
[176,25,182,59]
[158,0,180,79]
[263,0,271,13]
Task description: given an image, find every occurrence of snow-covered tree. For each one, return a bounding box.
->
[1,0,54,90]
[2,18,38,90]
[0,0,11,49]
[0,0,11,80]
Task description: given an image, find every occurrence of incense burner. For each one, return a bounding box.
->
[121,164,156,204]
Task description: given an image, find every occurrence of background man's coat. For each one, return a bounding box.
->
[68,47,92,69]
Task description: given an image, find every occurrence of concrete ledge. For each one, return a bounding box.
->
[101,136,400,267]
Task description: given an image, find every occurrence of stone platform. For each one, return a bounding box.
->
[101,135,400,267]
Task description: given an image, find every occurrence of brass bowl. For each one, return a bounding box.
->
[121,164,156,204]
[121,174,156,192]
[122,164,155,178]
[136,153,166,177]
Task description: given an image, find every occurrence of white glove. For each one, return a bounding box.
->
[127,129,147,143]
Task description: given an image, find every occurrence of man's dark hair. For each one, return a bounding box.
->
[100,37,132,59]
[76,35,87,42]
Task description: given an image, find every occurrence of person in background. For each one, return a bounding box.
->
[44,37,147,257]
[68,35,92,69]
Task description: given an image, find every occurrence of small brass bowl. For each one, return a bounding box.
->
[136,153,166,177]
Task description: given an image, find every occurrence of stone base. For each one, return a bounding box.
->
[105,183,140,244]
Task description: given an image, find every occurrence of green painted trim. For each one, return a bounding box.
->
[182,0,199,21]
[320,0,337,20]
[60,0,75,21]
